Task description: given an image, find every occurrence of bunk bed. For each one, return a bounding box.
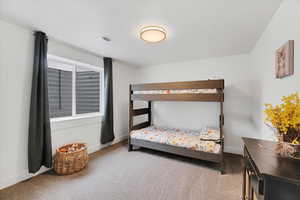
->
[128,79,225,174]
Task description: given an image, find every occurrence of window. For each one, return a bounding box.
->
[47,55,103,119]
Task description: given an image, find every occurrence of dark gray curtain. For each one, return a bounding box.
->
[101,57,115,144]
[28,31,52,173]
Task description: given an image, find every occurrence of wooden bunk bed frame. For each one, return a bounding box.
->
[128,79,225,174]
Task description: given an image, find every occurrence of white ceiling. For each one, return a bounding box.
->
[0,0,282,67]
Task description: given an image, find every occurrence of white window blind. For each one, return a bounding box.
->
[48,67,73,118]
[76,67,101,114]
[47,55,103,119]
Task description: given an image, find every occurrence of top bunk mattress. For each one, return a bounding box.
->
[130,126,221,154]
[133,89,218,94]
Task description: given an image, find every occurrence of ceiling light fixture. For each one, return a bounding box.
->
[139,26,167,43]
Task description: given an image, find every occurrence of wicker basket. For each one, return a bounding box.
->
[54,143,88,175]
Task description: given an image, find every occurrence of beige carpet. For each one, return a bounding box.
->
[0,142,243,200]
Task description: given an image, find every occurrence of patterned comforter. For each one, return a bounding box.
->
[130,126,221,154]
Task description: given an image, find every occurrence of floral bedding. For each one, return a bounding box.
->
[133,89,217,94]
[130,126,221,154]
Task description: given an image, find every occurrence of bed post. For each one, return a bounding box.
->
[220,99,225,174]
[128,84,133,151]
[148,101,152,125]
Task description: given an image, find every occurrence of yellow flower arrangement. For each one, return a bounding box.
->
[264,93,300,144]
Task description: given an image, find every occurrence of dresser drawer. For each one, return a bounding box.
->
[264,176,300,200]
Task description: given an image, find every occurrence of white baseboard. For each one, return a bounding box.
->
[0,167,50,191]
[1,134,241,190]
[87,134,128,154]
[0,134,128,190]
[224,146,242,155]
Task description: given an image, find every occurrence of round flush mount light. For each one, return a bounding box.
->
[139,26,167,43]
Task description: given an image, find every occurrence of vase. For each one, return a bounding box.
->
[276,129,300,160]
[281,142,300,159]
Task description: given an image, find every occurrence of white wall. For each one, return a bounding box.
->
[1,0,299,190]
[48,39,100,67]
[0,19,35,190]
[135,0,300,155]
[250,0,300,140]
[0,19,137,189]
[136,54,258,154]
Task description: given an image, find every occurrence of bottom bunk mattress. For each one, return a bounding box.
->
[130,126,221,154]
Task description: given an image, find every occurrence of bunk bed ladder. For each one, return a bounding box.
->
[128,84,152,151]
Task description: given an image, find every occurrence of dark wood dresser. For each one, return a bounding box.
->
[242,137,300,200]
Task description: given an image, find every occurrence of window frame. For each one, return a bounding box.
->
[47,54,104,121]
